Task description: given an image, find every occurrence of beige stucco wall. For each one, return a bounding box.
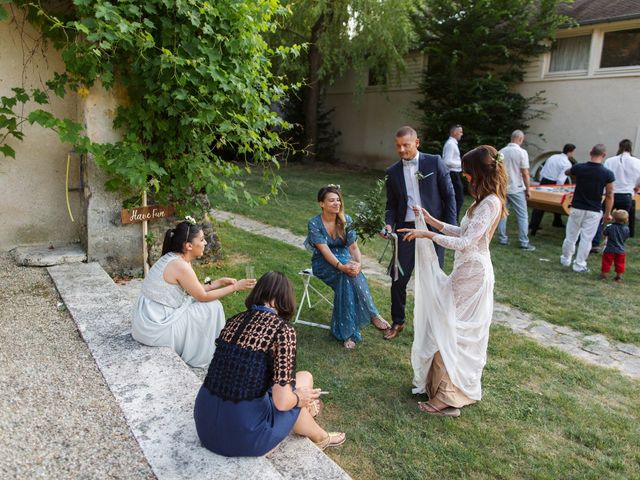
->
[516,76,640,165]
[0,7,82,250]
[516,18,640,166]
[325,89,421,170]
[325,58,424,170]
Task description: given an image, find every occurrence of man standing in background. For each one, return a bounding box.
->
[442,124,464,221]
[592,138,640,251]
[529,143,575,236]
[561,144,614,272]
[497,130,536,251]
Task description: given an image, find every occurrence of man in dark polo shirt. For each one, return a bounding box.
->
[560,144,615,273]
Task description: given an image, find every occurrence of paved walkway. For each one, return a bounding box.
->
[212,209,640,379]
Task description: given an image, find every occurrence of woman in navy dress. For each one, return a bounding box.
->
[305,185,390,349]
[194,272,345,456]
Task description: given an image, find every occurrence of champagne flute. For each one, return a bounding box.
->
[245,265,256,279]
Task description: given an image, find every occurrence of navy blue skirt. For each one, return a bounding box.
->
[194,385,301,457]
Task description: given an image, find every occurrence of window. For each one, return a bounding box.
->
[600,28,640,68]
[367,65,387,87]
[549,35,591,72]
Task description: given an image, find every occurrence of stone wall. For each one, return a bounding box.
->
[79,83,143,275]
[1,6,144,275]
[0,6,83,250]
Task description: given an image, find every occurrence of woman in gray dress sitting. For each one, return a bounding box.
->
[132,218,255,367]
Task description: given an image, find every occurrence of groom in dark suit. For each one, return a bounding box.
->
[381,126,457,340]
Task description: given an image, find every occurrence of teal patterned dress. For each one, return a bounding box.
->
[305,214,379,342]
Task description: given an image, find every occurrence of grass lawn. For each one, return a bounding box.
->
[199,221,640,480]
[210,163,640,344]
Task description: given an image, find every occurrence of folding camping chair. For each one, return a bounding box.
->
[293,268,333,330]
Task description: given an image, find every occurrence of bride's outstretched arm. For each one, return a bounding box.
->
[432,198,500,251]
[413,206,461,236]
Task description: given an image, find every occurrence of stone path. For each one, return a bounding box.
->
[211,209,640,380]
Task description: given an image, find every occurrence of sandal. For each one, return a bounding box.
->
[314,432,346,451]
[371,315,391,331]
[418,401,460,417]
[307,398,324,418]
[343,339,356,349]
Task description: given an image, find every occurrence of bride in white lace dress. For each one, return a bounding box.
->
[399,145,507,417]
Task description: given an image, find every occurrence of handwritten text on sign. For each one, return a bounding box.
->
[121,205,174,224]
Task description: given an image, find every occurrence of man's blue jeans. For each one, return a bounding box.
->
[498,191,531,247]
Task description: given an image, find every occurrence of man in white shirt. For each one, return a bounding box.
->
[497,130,535,251]
[592,139,640,247]
[530,143,575,235]
[442,124,464,221]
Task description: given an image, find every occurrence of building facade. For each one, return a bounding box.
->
[325,1,640,173]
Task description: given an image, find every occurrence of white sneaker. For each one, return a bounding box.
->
[572,265,590,273]
[560,257,571,267]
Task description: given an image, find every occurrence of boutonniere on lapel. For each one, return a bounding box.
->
[415,171,434,181]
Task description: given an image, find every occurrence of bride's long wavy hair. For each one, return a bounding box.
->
[462,145,508,218]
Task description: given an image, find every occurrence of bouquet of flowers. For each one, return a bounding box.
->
[351,178,386,244]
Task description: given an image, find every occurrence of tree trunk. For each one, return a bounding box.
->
[302,14,324,162]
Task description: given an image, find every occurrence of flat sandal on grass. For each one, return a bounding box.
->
[314,432,346,451]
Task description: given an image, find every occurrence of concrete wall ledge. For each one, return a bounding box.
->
[47,262,350,480]
[12,244,86,267]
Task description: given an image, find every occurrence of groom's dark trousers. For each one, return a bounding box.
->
[385,152,457,326]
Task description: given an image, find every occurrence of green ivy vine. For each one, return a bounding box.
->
[0,0,299,215]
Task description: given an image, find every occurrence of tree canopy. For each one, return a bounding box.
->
[414,0,569,152]
[272,0,416,160]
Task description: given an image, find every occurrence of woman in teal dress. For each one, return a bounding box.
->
[305,185,390,348]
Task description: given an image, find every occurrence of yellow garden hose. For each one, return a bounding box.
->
[65,153,75,222]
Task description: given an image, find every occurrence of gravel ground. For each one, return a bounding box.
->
[0,253,154,479]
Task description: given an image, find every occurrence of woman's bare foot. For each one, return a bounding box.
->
[343,339,356,349]
[371,315,390,331]
[418,399,450,413]
[418,401,460,417]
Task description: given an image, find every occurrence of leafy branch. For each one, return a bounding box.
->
[351,177,386,244]
[0,87,48,158]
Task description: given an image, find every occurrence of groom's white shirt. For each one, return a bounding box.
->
[403,151,421,221]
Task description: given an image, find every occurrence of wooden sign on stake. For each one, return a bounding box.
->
[122,201,174,277]
[121,205,174,225]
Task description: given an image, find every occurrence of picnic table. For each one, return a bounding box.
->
[527,184,640,216]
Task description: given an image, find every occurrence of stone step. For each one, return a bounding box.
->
[47,262,350,480]
[12,243,86,266]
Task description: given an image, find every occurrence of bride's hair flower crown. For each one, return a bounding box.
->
[494,152,504,164]
[184,215,197,225]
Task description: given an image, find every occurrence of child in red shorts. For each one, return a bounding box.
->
[600,210,630,282]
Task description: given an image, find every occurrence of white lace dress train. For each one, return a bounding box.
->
[411,195,501,401]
